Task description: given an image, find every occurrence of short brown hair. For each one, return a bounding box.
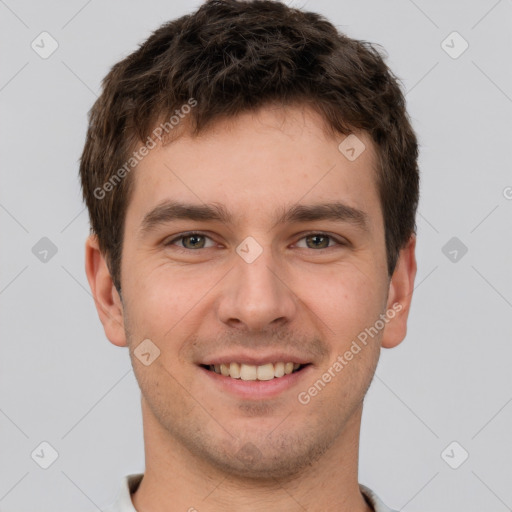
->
[79,0,419,294]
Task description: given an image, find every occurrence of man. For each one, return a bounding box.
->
[81,1,419,510]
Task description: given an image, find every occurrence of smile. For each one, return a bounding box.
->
[204,362,307,380]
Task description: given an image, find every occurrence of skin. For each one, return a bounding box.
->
[85,104,417,512]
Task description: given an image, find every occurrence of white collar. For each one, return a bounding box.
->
[104,473,397,512]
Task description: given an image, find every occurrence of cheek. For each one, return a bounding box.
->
[298,262,386,338]
[122,275,199,408]
[124,260,212,333]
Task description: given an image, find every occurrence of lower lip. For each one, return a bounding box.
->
[199,365,313,400]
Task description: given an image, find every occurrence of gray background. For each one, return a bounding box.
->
[1,0,511,510]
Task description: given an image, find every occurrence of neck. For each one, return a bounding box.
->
[131,400,373,512]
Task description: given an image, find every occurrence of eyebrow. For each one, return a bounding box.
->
[138,200,370,237]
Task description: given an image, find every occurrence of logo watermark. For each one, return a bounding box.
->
[93,98,198,200]
[298,302,402,405]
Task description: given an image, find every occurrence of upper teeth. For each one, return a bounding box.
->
[209,362,301,380]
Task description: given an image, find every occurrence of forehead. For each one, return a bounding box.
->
[125,104,382,232]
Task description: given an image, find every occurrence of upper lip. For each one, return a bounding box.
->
[199,352,312,366]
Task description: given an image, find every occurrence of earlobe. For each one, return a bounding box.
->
[84,234,127,347]
[381,234,417,349]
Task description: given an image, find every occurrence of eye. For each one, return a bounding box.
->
[295,233,346,250]
[163,231,347,252]
[164,232,216,250]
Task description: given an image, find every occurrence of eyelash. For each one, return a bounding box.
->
[163,231,347,252]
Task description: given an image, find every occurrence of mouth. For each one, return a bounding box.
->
[200,362,310,381]
[197,353,315,400]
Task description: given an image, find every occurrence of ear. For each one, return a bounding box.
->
[84,234,127,347]
[381,234,417,349]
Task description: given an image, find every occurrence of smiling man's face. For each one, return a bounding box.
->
[87,104,416,480]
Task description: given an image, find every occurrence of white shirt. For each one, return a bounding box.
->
[102,473,398,512]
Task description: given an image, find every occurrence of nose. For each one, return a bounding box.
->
[216,244,297,332]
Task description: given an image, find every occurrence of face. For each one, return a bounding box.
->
[87,104,416,479]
